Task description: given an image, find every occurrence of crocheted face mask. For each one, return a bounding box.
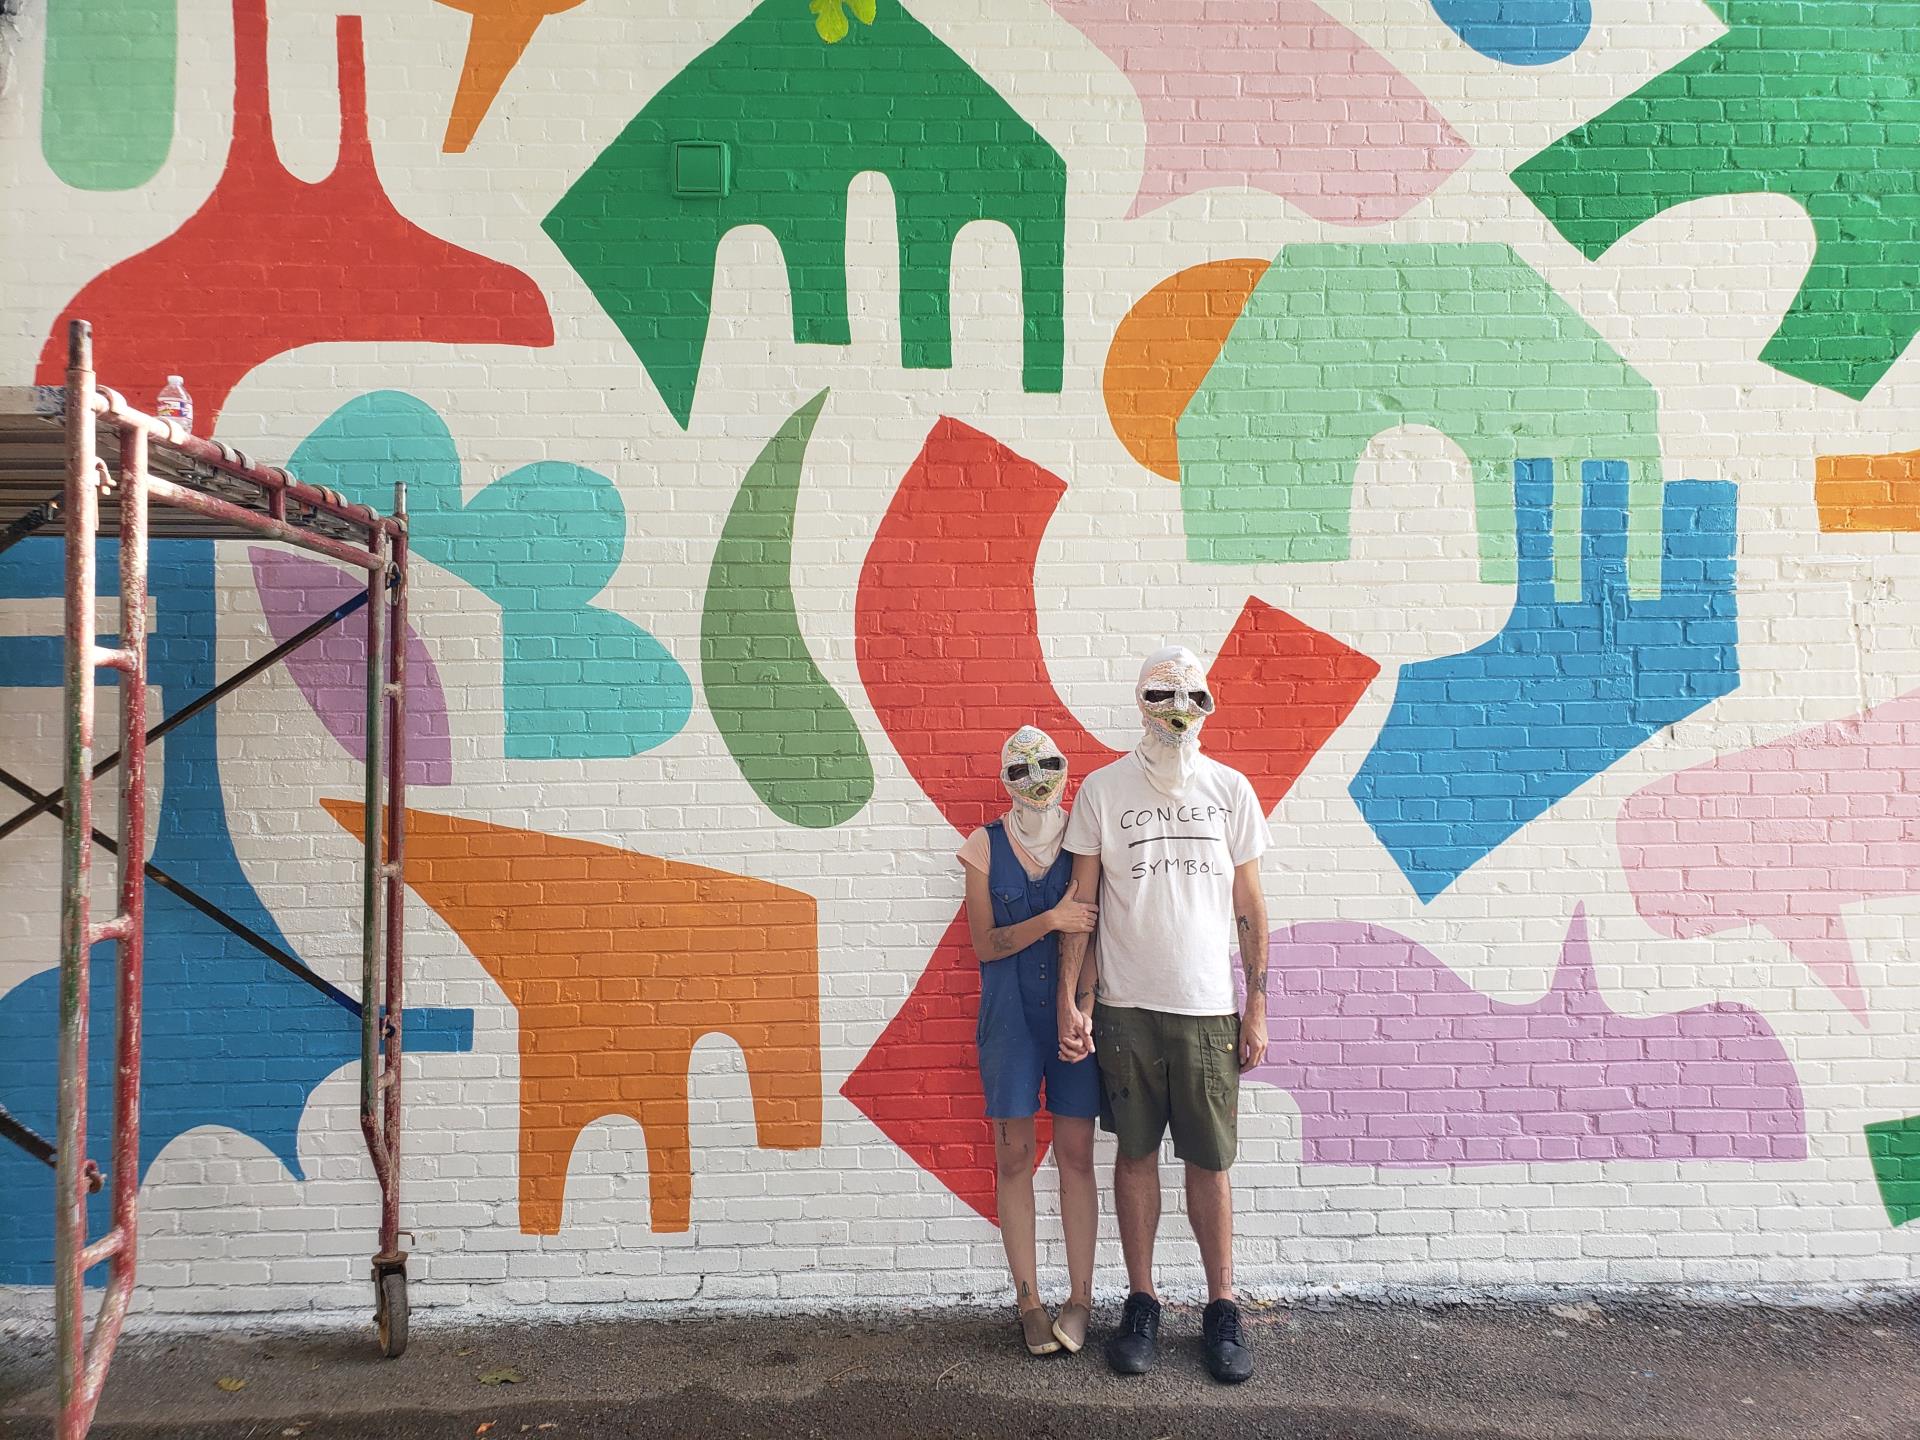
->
[1001,725,1068,809]
[1136,649,1214,747]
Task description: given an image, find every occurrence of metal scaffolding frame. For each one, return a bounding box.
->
[0,321,417,1440]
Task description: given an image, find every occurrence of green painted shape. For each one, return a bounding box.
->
[41,0,176,190]
[542,0,1065,429]
[702,390,875,827]
[1513,0,1920,402]
[1865,1115,1920,1228]
[1176,243,1666,597]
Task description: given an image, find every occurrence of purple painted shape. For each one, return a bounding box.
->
[248,546,452,785]
[1046,0,1472,224]
[1242,907,1806,1166]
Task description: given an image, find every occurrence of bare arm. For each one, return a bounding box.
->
[964,862,1096,963]
[1233,857,1270,1070]
[1056,852,1103,1059]
[1055,852,1103,1005]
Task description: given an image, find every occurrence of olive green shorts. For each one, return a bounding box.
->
[1093,1003,1240,1172]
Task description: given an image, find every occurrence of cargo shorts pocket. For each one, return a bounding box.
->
[1201,1015,1240,1101]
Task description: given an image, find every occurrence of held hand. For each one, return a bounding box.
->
[1049,896,1098,935]
[1058,1005,1094,1062]
[1237,1005,1269,1073]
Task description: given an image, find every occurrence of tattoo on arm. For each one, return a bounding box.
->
[1239,913,1268,989]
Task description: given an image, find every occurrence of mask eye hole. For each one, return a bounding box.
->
[1005,763,1030,782]
[1038,756,1065,772]
[1191,689,1215,713]
[1142,689,1175,704]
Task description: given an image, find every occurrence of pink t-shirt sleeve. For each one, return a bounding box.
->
[957,828,991,873]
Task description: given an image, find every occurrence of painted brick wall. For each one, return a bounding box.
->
[3,0,1920,1320]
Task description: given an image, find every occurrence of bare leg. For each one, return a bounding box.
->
[1114,1148,1162,1298]
[1052,1117,1097,1306]
[1186,1162,1234,1302]
[994,1118,1043,1312]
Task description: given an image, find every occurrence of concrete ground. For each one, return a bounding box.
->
[3,1298,1919,1440]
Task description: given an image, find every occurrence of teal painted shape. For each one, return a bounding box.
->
[702,390,875,827]
[42,0,176,190]
[1513,0,1920,402]
[290,391,691,759]
[542,0,1066,429]
[1177,243,1668,596]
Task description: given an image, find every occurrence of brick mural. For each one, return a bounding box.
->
[3,0,1919,1317]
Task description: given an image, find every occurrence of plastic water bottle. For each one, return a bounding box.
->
[157,375,193,432]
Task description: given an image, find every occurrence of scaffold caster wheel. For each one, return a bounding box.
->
[376,1268,408,1359]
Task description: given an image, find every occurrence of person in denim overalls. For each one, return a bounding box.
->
[958,725,1102,1356]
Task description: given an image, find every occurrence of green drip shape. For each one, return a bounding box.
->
[542,0,1065,429]
[1513,0,1920,402]
[42,0,176,190]
[1177,243,1667,597]
[702,390,875,828]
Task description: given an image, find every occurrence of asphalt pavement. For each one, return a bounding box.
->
[4,1297,1919,1439]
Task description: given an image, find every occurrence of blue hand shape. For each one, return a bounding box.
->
[1350,460,1738,902]
[0,539,473,1285]
[1428,0,1591,65]
[289,392,691,760]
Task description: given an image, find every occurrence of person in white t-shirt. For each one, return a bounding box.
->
[1056,645,1271,1384]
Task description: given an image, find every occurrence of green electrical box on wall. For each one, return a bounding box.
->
[672,140,731,198]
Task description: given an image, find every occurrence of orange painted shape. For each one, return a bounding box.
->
[436,0,586,153]
[1815,449,1920,532]
[1102,259,1270,482]
[322,801,822,1234]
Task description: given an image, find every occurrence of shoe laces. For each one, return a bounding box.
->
[1121,1293,1158,1337]
[1208,1301,1243,1346]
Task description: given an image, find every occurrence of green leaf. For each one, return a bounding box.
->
[810,0,873,42]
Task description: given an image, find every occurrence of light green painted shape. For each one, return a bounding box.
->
[42,0,176,190]
[702,390,875,828]
[1176,243,1667,597]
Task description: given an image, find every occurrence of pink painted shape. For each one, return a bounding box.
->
[1243,907,1807,1165]
[1617,690,1920,1022]
[1047,0,1472,224]
[249,547,453,786]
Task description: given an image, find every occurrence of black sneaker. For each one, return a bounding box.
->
[1202,1298,1253,1383]
[1105,1291,1162,1375]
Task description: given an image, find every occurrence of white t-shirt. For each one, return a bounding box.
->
[1062,751,1269,1016]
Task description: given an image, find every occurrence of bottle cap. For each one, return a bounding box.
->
[167,375,183,384]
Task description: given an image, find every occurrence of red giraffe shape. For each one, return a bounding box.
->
[843,417,1380,1220]
[36,0,553,430]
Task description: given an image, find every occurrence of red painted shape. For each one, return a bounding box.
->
[35,0,553,430]
[844,417,1382,1218]
[840,909,1052,1223]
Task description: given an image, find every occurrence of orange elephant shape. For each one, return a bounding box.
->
[325,802,821,1232]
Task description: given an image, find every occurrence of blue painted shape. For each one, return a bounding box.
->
[1349,461,1739,902]
[1428,0,1591,64]
[287,392,691,759]
[0,539,474,1286]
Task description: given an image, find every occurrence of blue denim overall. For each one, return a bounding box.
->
[975,820,1101,1120]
